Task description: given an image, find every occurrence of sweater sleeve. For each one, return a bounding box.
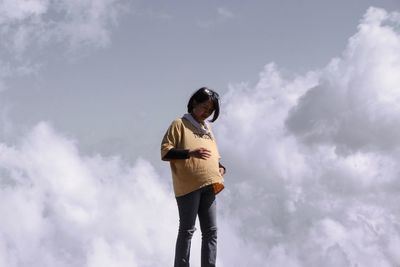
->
[163,148,190,160]
[161,119,183,161]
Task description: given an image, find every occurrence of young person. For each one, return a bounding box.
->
[161,87,226,267]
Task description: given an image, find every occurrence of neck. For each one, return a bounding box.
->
[190,113,204,124]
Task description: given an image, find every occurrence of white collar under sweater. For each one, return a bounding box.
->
[182,113,210,135]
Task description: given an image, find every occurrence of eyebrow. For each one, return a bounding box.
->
[201,104,214,109]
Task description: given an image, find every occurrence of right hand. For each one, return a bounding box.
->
[188,148,211,160]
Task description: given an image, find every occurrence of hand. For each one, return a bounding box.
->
[188,148,211,160]
[219,167,225,176]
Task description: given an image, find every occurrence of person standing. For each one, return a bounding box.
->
[161,87,226,267]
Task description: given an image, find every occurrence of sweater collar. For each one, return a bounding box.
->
[182,113,210,135]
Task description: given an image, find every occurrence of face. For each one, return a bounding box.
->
[192,99,214,123]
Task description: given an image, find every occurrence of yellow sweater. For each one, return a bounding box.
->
[161,118,224,197]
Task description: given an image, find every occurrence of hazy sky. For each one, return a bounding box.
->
[1,0,399,164]
[1,1,400,266]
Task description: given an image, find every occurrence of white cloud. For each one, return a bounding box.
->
[0,0,127,92]
[215,6,400,266]
[0,0,49,22]
[217,7,234,20]
[286,7,400,155]
[197,6,235,29]
[54,0,125,49]
[0,122,177,266]
[0,0,127,56]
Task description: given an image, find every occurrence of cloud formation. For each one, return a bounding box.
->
[0,0,127,128]
[0,121,256,267]
[0,0,126,55]
[216,6,400,266]
[286,7,400,155]
[1,5,400,267]
[0,122,178,267]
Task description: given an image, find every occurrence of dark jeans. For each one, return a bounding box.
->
[174,185,217,267]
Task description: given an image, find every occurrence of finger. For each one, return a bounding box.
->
[201,152,211,158]
[196,153,208,159]
[200,148,211,154]
[200,153,211,159]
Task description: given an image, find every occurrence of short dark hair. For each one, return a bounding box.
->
[187,87,220,122]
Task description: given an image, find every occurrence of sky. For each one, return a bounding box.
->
[1,0,399,164]
[1,1,400,266]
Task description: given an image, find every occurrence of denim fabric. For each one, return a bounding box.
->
[174,185,217,267]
